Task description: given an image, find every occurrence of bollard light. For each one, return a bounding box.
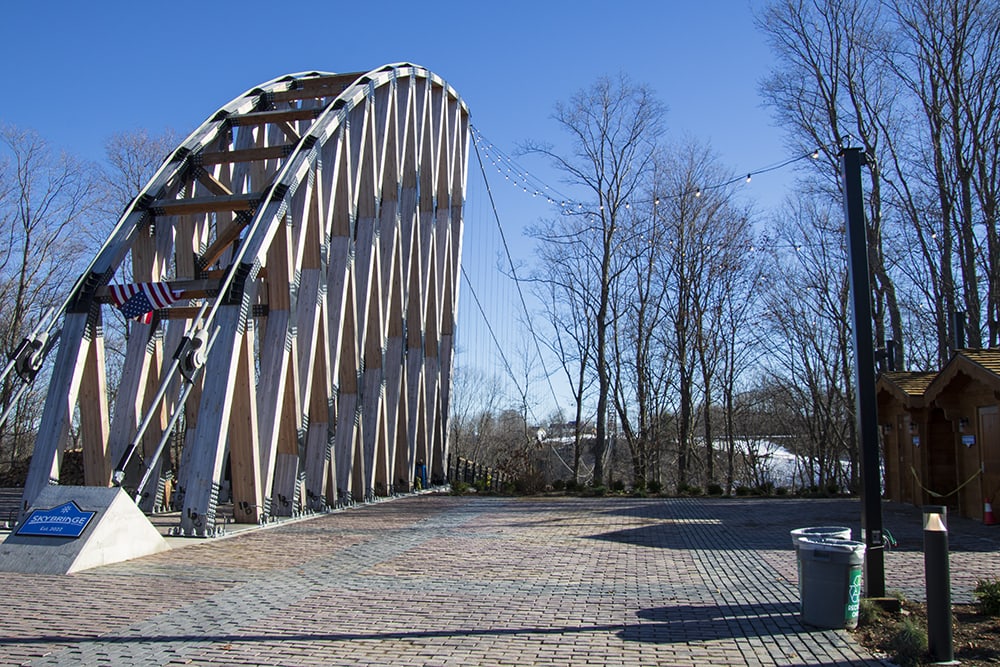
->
[923,506,958,665]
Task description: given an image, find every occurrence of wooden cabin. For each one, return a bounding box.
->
[879,350,1000,520]
[876,372,939,507]
[921,350,1000,521]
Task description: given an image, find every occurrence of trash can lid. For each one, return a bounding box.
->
[790,526,852,537]
[790,526,852,548]
[798,536,866,555]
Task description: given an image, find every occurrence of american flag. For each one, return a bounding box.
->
[109,282,182,324]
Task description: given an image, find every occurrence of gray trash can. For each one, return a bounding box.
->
[798,537,866,629]
[790,526,851,609]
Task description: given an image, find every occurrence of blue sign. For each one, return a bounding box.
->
[16,501,97,538]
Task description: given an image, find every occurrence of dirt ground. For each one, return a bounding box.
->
[853,600,1000,665]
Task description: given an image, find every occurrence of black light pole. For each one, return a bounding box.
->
[841,146,886,598]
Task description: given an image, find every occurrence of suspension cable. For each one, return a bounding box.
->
[471,129,564,417]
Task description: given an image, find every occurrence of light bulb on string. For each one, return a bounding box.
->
[695,188,702,198]
[746,174,752,183]
[812,150,820,159]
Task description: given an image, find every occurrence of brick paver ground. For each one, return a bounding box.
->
[1,493,998,666]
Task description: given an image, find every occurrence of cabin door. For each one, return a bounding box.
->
[979,405,1000,518]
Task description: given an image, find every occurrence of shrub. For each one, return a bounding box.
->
[552,479,566,491]
[610,479,626,493]
[565,479,579,492]
[857,598,880,627]
[974,578,1000,617]
[888,618,927,667]
[706,483,724,496]
[775,486,789,496]
[647,480,662,494]
[756,482,774,496]
[583,485,606,497]
[734,485,752,496]
[450,481,469,495]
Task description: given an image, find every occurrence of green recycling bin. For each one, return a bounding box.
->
[798,537,866,629]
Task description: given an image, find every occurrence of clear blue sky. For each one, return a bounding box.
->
[0,0,794,203]
[1,0,804,419]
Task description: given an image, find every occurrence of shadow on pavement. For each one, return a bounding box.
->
[589,498,1000,553]
[621,601,818,644]
[0,602,838,648]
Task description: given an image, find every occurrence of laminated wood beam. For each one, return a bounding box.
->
[79,319,111,487]
[198,145,295,165]
[151,192,260,216]
[229,107,322,127]
[194,167,233,197]
[21,313,93,508]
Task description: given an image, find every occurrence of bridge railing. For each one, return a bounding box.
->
[448,455,508,493]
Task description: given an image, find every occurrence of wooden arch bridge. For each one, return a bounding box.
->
[14,63,469,537]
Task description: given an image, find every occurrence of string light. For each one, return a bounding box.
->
[473,126,843,253]
[473,126,827,217]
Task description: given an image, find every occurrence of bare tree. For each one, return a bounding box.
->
[758,0,1000,369]
[758,0,904,360]
[647,141,748,490]
[526,74,665,486]
[888,0,1000,352]
[0,125,99,472]
[760,196,857,491]
[530,231,595,483]
[448,364,505,464]
[98,128,179,220]
[608,198,669,490]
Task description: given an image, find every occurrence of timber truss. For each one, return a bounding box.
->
[18,63,469,536]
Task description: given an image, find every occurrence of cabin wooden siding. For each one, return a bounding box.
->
[878,350,1000,521]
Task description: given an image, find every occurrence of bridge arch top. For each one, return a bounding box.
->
[84,63,469,291]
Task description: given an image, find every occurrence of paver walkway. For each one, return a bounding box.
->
[1,494,998,666]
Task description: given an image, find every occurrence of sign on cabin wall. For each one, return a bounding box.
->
[962,435,976,447]
[15,501,96,538]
